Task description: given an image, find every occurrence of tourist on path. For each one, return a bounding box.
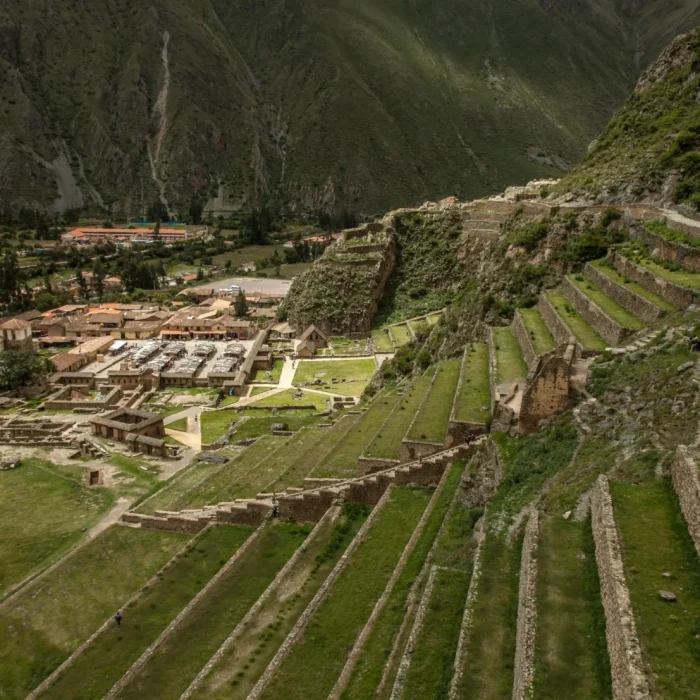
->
[114,611,123,628]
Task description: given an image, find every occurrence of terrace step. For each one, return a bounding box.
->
[490,327,528,388]
[631,221,700,272]
[539,291,606,356]
[512,307,557,370]
[561,275,645,346]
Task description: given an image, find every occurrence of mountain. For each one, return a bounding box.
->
[1,0,699,217]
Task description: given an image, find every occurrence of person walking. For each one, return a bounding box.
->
[114,611,123,628]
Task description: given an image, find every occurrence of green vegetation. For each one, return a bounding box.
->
[200,410,237,444]
[518,307,556,356]
[389,324,412,347]
[590,260,676,312]
[259,486,432,700]
[229,412,319,442]
[250,388,329,410]
[0,459,113,597]
[611,478,700,699]
[167,417,188,433]
[249,386,273,397]
[366,369,435,459]
[115,521,310,700]
[453,343,491,424]
[546,290,607,351]
[409,319,429,335]
[42,525,251,700]
[427,313,442,325]
[567,275,645,330]
[251,359,284,383]
[193,503,369,699]
[371,329,394,353]
[645,220,700,250]
[0,527,187,698]
[293,358,376,384]
[407,359,461,443]
[329,336,370,355]
[492,327,528,383]
[619,243,700,290]
[533,518,612,699]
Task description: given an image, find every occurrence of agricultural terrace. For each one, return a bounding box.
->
[389,324,412,347]
[545,291,606,352]
[453,343,491,424]
[201,410,238,444]
[566,275,645,331]
[292,358,376,384]
[492,327,528,384]
[518,308,556,356]
[328,336,370,355]
[371,329,394,353]
[250,388,329,410]
[251,359,284,383]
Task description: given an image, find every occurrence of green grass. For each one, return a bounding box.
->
[249,388,329,410]
[371,329,394,353]
[533,517,612,699]
[167,417,188,432]
[317,391,400,478]
[365,368,435,459]
[251,359,284,383]
[389,324,412,347]
[231,413,320,441]
[249,386,275,397]
[114,521,311,700]
[42,525,252,700]
[279,262,313,278]
[589,260,676,312]
[0,527,187,698]
[619,245,700,290]
[292,358,376,384]
[567,275,645,330]
[611,478,700,700]
[219,395,239,407]
[427,313,442,325]
[409,319,429,335]
[0,459,114,598]
[407,359,461,443]
[546,290,607,351]
[200,410,237,444]
[323,380,369,397]
[329,336,370,355]
[492,327,528,384]
[517,307,556,356]
[453,343,491,424]
[258,486,432,700]
[193,503,370,699]
[645,220,700,250]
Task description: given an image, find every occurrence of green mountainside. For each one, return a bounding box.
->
[1,0,699,216]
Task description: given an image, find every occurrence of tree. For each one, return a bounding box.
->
[196,267,204,281]
[92,259,106,300]
[34,291,59,312]
[0,350,47,390]
[41,266,53,295]
[189,197,204,225]
[76,268,89,300]
[235,288,248,317]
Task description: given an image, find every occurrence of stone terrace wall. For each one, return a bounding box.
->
[670,445,700,559]
[609,249,699,308]
[631,225,700,272]
[591,475,651,700]
[584,262,664,322]
[356,456,401,476]
[561,276,630,346]
[538,295,579,353]
[512,311,537,369]
[399,439,444,462]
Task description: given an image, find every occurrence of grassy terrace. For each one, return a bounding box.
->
[365,369,435,460]
[258,486,432,700]
[231,412,319,442]
[389,323,412,347]
[371,329,394,353]
[329,336,370,355]
[115,521,310,700]
[533,518,611,699]
[201,409,237,445]
[567,275,645,330]
[0,458,113,597]
[407,360,461,443]
[42,525,251,700]
[401,489,481,699]
[611,479,700,700]
[409,319,429,335]
[492,327,528,384]
[250,359,284,383]
[453,343,491,424]
[645,220,700,249]
[271,415,360,492]
[341,463,464,699]
[193,503,370,699]
[546,290,607,351]
[293,358,376,384]
[589,260,676,312]
[167,417,188,432]
[250,388,329,410]
[619,245,700,290]
[518,307,556,356]
[316,392,401,479]
[427,313,442,325]
[0,527,187,698]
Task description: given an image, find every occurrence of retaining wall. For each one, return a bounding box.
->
[399,438,444,462]
[512,311,537,370]
[357,456,402,476]
[670,445,700,559]
[538,295,577,350]
[631,225,700,272]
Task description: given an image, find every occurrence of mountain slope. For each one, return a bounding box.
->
[1,0,698,216]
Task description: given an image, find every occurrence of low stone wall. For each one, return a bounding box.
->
[670,445,700,559]
[631,225,700,272]
[399,438,444,462]
[512,510,539,700]
[512,311,537,370]
[447,419,488,444]
[667,216,700,239]
[585,263,664,322]
[609,249,698,308]
[538,295,576,349]
[561,276,630,346]
[121,512,206,534]
[356,456,401,476]
[45,385,122,411]
[591,475,651,700]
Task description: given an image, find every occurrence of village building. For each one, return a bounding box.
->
[89,408,172,457]
[51,351,89,374]
[296,338,316,358]
[61,227,200,246]
[0,318,34,351]
[299,324,329,349]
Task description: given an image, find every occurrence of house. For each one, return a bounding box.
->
[296,339,316,359]
[62,227,199,246]
[271,322,296,340]
[299,324,329,349]
[51,351,89,373]
[31,317,69,338]
[71,336,114,361]
[85,312,124,328]
[89,408,172,457]
[121,319,164,339]
[0,318,34,351]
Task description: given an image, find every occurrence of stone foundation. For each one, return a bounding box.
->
[670,445,700,559]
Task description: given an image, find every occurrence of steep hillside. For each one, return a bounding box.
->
[1,0,699,216]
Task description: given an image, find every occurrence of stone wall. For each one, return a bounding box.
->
[44,385,122,411]
[668,216,700,238]
[561,276,630,346]
[512,510,539,700]
[512,310,537,370]
[585,262,664,322]
[121,512,206,534]
[670,445,700,559]
[609,249,698,308]
[538,295,576,349]
[399,439,444,462]
[447,419,488,444]
[356,456,401,476]
[631,225,700,272]
[591,475,652,700]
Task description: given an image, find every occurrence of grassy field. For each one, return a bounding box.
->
[317,392,401,478]
[365,369,435,460]
[371,329,394,353]
[42,525,252,700]
[249,388,329,410]
[167,417,188,432]
[293,358,376,384]
[230,413,319,442]
[407,359,461,443]
[518,307,557,356]
[427,313,443,325]
[250,359,284,383]
[193,503,370,699]
[325,380,370,397]
[453,343,491,424]
[533,517,611,699]
[0,527,187,698]
[0,459,114,597]
[342,463,465,699]
[492,327,528,384]
[611,478,700,699]
[201,410,237,444]
[589,260,676,312]
[258,486,432,700]
[567,275,645,330]
[389,324,412,347]
[329,336,370,355]
[546,291,607,351]
[114,521,310,700]
[249,386,273,397]
[219,395,239,407]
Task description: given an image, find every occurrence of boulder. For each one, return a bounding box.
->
[197,452,228,464]
[658,590,677,603]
